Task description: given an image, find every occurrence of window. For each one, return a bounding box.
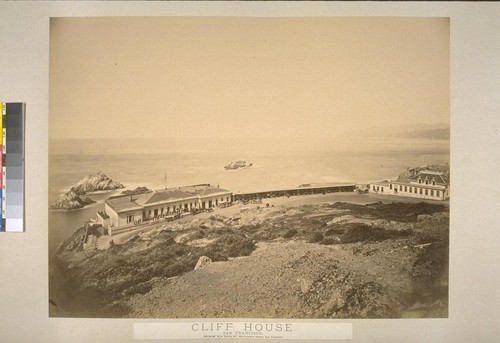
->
[127,215,133,223]
[431,190,434,196]
[425,189,428,195]
[432,179,436,185]
[404,186,407,192]
[418,178,422,184]
[390,184,392,190]
[381,187,384,192]
[419,188,423,194]
[414,187,417,194]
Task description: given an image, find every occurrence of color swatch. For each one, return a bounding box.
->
[0,102,24,232]
[0,102,4,231]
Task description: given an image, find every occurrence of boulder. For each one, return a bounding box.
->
[298,277,313,294]
[194,256,212,270]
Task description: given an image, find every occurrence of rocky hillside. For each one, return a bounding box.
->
[50,172,124,210]
[52,201,449,318]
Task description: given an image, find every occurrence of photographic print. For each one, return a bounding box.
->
[49,17,449,319]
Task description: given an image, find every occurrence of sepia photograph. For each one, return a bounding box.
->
[48,17,450,319]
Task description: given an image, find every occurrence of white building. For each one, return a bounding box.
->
[370,170,449,201]
[97,184,233,235]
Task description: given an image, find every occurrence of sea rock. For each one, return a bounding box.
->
[70,172,124,195]
[50,172,124,210]
[49,190,95,210]
[122,186,151,195]
[224,160,253,170]
[194,256,212,270]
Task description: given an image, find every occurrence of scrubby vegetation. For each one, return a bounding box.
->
[203,232,256,261]
[339,224,412,244]
[53,201,448,318]
[329,201,446,222]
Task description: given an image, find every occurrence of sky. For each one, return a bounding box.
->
[49,17,449,147]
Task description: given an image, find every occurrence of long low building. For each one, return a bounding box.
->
[98,184,232,235]
[370,170,449,201]
[233,182,356,202]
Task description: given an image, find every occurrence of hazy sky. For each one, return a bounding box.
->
[49,17,449,145]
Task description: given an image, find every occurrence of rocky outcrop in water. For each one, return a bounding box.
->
[70,172,125,195]
[122,187,151,195]
[49,190,95,210]
[224,160,252,170]
[50,172,124,210]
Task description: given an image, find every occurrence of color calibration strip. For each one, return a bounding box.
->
[0,103,24,232]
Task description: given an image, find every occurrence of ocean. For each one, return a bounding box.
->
[48,137,449,254]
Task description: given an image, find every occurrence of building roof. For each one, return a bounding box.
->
[410,171,447,185]
[237,183,356,195]
[135,189,198,206]
[105,184,233,213]
[179,185,231,196]
[196,187,232,197]
[105,195,144,213]
[371,169,449,188]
